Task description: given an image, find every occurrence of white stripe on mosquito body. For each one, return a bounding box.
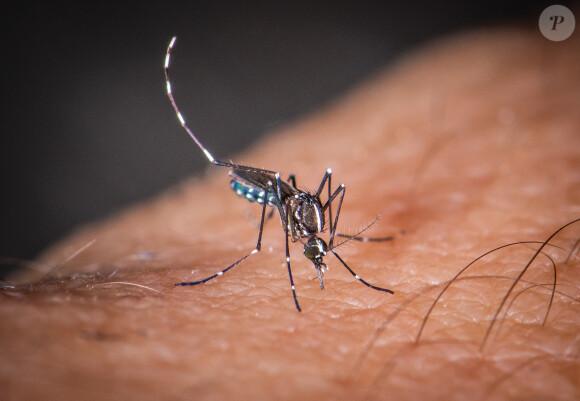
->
[177,111,185,126]
[314,203,323,233]
[164,37,175,70]
[165,36,395,311]
[203,149,215,163]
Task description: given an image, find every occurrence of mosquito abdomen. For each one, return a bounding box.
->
[230,179,276,206]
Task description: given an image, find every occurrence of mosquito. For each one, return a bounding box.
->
[165,36,394,311]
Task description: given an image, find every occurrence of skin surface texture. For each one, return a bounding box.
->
[2,27,579,400]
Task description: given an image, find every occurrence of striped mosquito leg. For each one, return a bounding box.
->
[164,37,276,174]
[326,184,394,294]
[327,183,346,249]
[175,185,269,287]
[165,36,216,164]
[331,250,394,294]
[283,207,301,312]
[287,174,297,188]
[315,168,332,197]
[267,179,301,312]
[327,169,333,235]
[174,250,258,286]
[315,168,334,233]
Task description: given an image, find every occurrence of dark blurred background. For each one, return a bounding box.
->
[1,1,556,271]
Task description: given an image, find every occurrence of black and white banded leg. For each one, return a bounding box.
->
[327,183,395,294]
[175,183,270,287]
[165,37,276,176]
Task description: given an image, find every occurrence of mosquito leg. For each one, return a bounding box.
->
[326,169,334,235]
[165,37,276,175]
[326,185,395,294]
[331,250,394,294]
[175,186,269,287]
[283,205,302,311]
[267,178,302,312]
[287,174,296,188]
[265,207,276,222]
[312,168,334,232]
[326,183,346,249]
[314,168,332,197]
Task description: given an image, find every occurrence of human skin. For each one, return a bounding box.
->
[1,27,579,400]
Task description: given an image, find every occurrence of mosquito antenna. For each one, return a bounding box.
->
[332,216,396,249]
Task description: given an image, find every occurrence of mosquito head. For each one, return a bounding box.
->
[304,236,328,267]
[304,236,329,289]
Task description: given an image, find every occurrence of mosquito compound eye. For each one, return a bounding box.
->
[303,237,328,260]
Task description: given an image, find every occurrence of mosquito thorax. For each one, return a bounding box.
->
[290,193,325,237]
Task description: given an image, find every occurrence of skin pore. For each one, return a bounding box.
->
[2,27,579,400]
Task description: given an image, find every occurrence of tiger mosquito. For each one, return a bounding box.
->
[165,36,394,311]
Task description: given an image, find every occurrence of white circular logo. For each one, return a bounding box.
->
[539,5,575,41]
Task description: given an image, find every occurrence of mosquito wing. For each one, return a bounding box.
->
[230,168,297,200]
